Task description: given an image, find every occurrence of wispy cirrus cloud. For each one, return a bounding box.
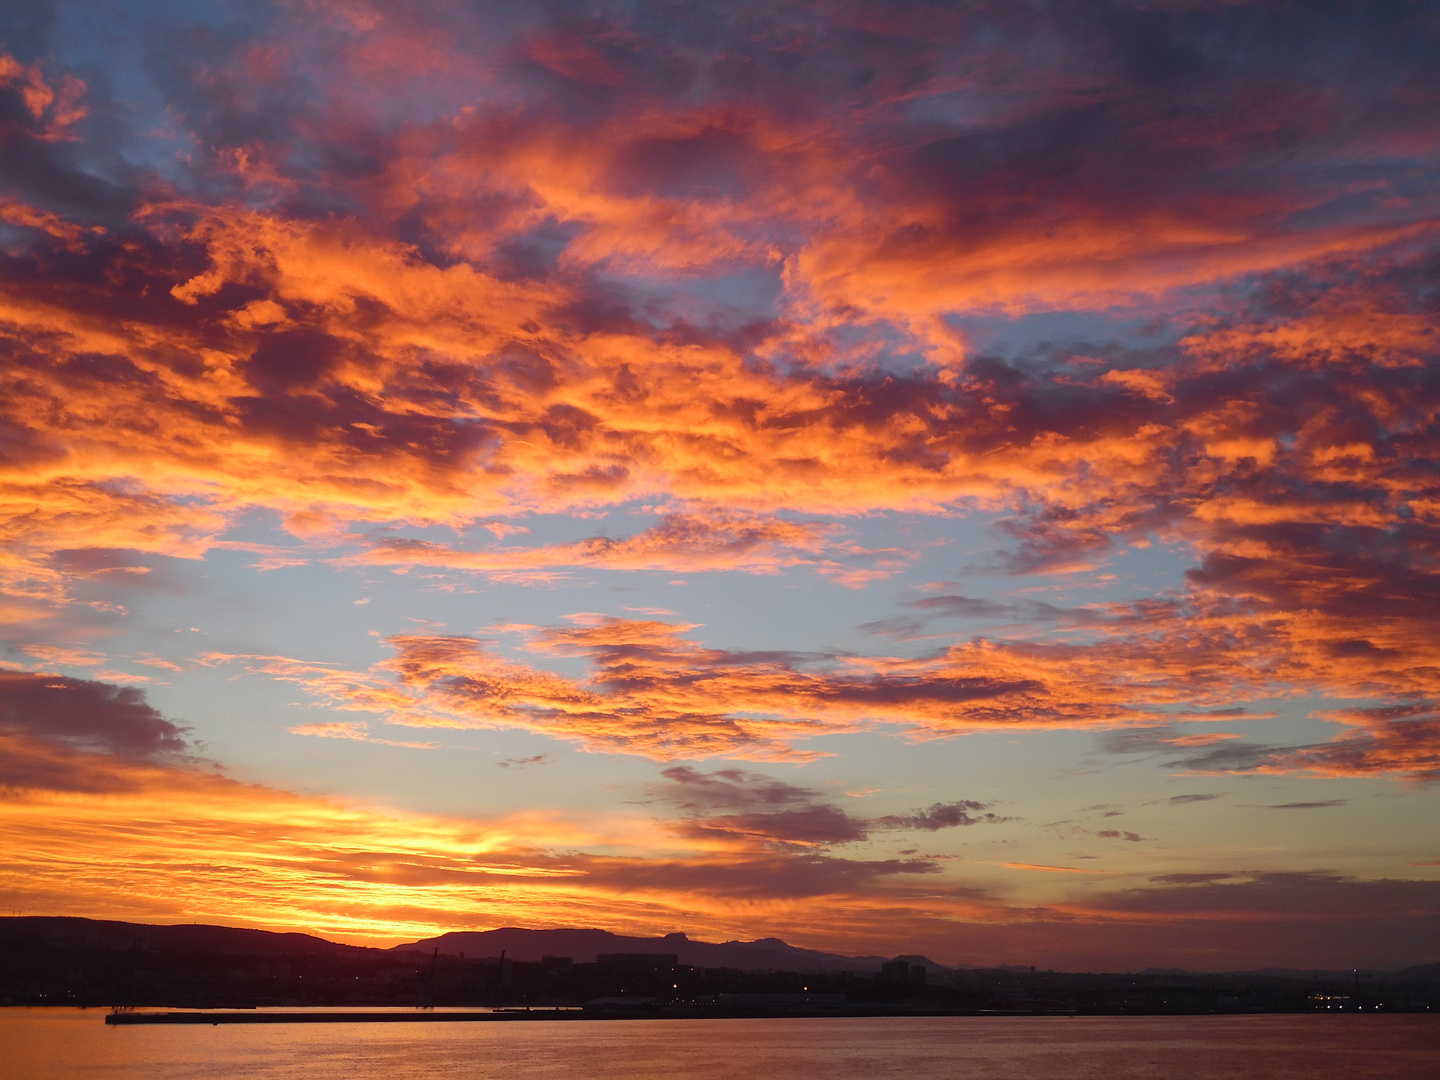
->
[341,508,907,585]
[228,604,1440,777]
[1158,704,1440,784]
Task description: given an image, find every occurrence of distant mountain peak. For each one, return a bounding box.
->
[395,925,939,974]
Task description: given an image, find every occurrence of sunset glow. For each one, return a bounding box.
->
[1,0,1437,971]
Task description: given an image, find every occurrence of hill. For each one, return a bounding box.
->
[0,916,368,958]
[0,917,951,974]
[396,927,951,974]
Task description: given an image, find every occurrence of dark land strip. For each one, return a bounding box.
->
[7,917,1436,1017]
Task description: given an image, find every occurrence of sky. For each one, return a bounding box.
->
[1,0,1438,973]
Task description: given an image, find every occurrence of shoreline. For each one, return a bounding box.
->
[106,1008,1040,1024]
[102,1006,1428,1025]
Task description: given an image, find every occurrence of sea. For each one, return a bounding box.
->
[1,1010,1436,1079]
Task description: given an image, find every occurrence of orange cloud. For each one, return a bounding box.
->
[2,661,1435,967]
[0,12,1435,789]
[3,732,1434,967]
[341,508,904,583]
[214,595,1440,778]
[288,721,441,750]
[0,710,994,951]
[213,617,1185,760]
[0,54,87,140]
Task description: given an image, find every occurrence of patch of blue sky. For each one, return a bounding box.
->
[616,263,785,330]
[786,316,936,375]
[950,306,1179,364]
[902,82,1061,132]
[1274,156,1440,233]
[34,0,252,178]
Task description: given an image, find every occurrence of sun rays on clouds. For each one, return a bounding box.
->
[0,0,1438,970]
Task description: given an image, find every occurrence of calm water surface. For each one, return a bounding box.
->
[2,1009,1436,1080]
